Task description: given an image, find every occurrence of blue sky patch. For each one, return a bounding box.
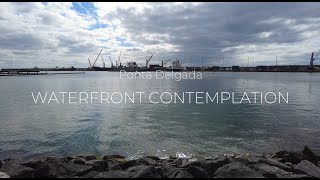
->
[116,37,134,47]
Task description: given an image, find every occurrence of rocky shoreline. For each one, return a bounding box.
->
[1,146,320,178]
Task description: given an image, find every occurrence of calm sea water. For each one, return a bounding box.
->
[0,71,320,160]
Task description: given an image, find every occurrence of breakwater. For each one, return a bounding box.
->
[0,146,319,178]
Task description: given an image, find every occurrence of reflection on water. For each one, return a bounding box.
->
[0,72,320,160]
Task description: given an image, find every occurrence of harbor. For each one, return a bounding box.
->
[2,49,320,75]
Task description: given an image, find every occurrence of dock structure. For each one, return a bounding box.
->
[0,69,46,76]
[0,69,85,76]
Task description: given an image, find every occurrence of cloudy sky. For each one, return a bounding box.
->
[1,2,320,68]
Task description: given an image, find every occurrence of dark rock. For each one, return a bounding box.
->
[91,160,112,171]
[169,156,177,159]
[174,170,194,178]
[94,170,129,178]
[161,166,180,178]
[73,159,85,165]
[66,157,74,161]
[214,162,264,178]
[259,157,292,171]
[0,159,35,178]
[272,150,289,158]
[116,160,139,170]
[186,166,208,178]
[250,163,292,178]
[84,156,97,161]
[280,153,303,165]
[133,166,161,178]
[199,156,231,177]
[302,146,319,165]
[79,171,100,178]
[0,160,3,169]
[82,159,101,166]
[0,172,10,178]
[284,162,295,168]
[234,154,260,165]
[103,154,125,160]
[188,161,201,167]
[136,157,157,166]
[33,158,92,178]
[126,165,149,177]
[277,174,311,178]
[162,167,193,178]
[21,160,43,169]
[145,156,160,161]
[294,160,320,178]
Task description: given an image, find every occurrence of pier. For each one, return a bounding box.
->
[0,69,85,76]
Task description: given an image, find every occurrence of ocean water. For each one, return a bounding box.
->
[0,71,320,160]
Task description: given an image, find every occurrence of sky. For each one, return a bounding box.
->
[0,2,320,68]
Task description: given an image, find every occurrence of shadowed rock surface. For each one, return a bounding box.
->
[0,146,319,178]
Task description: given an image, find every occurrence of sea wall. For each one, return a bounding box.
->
[0,146,319,178]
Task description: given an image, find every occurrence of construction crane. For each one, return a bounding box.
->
[88,58,92,68]
[91,49,103,68]
[310,49,320,67]
[162,59,170,67]
[118,50,122,67]
[145,55,153,68]
[109,56,114,68]
[101,56,105,68]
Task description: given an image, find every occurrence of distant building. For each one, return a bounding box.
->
[127,62,138,68]
[232,66,240,71]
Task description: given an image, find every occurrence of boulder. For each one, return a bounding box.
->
[94,170,129,178]
[133,166,161,178]
[136,157,157,166]
[145,156,160,161]
[272,150,289,158]
[78,171,100,178]
[21,160,43,169]
[32,158,92,178]
[73,159,85,165]
[186,166,208,178]
[0,159,35,178]
[302,146,319,165]
[116,160,139,170]
[234,154,260,165]
[174,170,194,178]
[259,157,292,171]
[214,162,264,178]
[294,160,320,178]
[84,156,97,161]
[250,163,292,178]
[126,165,149,177]
[91,160,115,171]
[199,156,231,177]
[0,172,10,178]
[102,155,125,160]
[162,167,193,178]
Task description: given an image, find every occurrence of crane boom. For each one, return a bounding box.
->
[91,49,103,68]
[145,55,153,68]
[109,56,113,68]
[88,58,92,68]
[101,56,105,68]
[163,59,170,66]
[118,50,122,67]
[310,52,315,66]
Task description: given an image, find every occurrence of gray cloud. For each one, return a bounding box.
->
[1,2,320,67]
[101,2,320,65]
